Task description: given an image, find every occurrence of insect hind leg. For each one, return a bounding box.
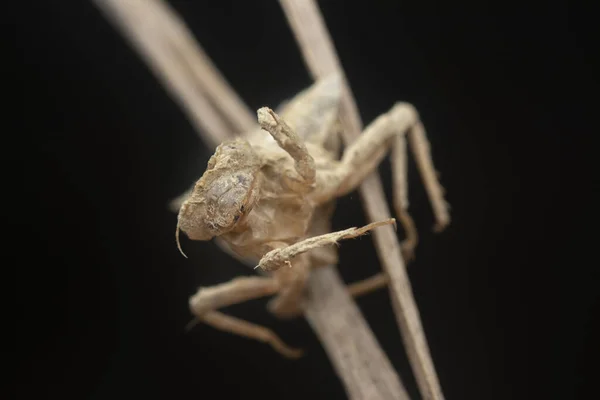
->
[187,276,303,358]
[199,311,303,359]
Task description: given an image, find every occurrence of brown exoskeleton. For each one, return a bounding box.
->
[175,74,450,358]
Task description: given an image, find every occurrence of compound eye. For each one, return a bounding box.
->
[232,204,247,223]
[236,173,251,186]
[217,187,247,223]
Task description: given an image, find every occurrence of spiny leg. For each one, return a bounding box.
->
[263,203,340,320]
[187,276,303,358]
[255,218,396,272]
[391,132,419,260]
[312,102,450,258]
[347,272,389,297]
[257,107,315,191]
[408,121,451,232]
[345,102,449,232]
[189,276,279,314]
[200,311,303,359]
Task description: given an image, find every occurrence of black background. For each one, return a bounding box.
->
[10,1,593,399]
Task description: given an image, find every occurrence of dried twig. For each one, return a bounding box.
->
[305,267,409,399]
[144,0,256,133]
[279,1,446,399]
[94,0,410,398]
[93,0,251,147]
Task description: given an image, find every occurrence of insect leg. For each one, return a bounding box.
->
[257,107,316,187]
[347,272,389,297]
[187,276,303,358]
[311,102,449,258]
[407,120,451,232]
[189,276,279,316]
[255,218,396,272]
[200,311,304,359]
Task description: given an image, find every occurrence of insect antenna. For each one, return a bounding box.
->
[175,217,188,258]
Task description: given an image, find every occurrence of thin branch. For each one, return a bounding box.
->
[304,267,409,400]
[145,0,257,133]
[93,0,409,398]
[94,0,240,147]
[278,1,445,399]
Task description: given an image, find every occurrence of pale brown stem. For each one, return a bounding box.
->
[303,267,410,400]
[144,0,257,133]
[93,1,410,398]
[279,1,445,399]
[93,0,239,147]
